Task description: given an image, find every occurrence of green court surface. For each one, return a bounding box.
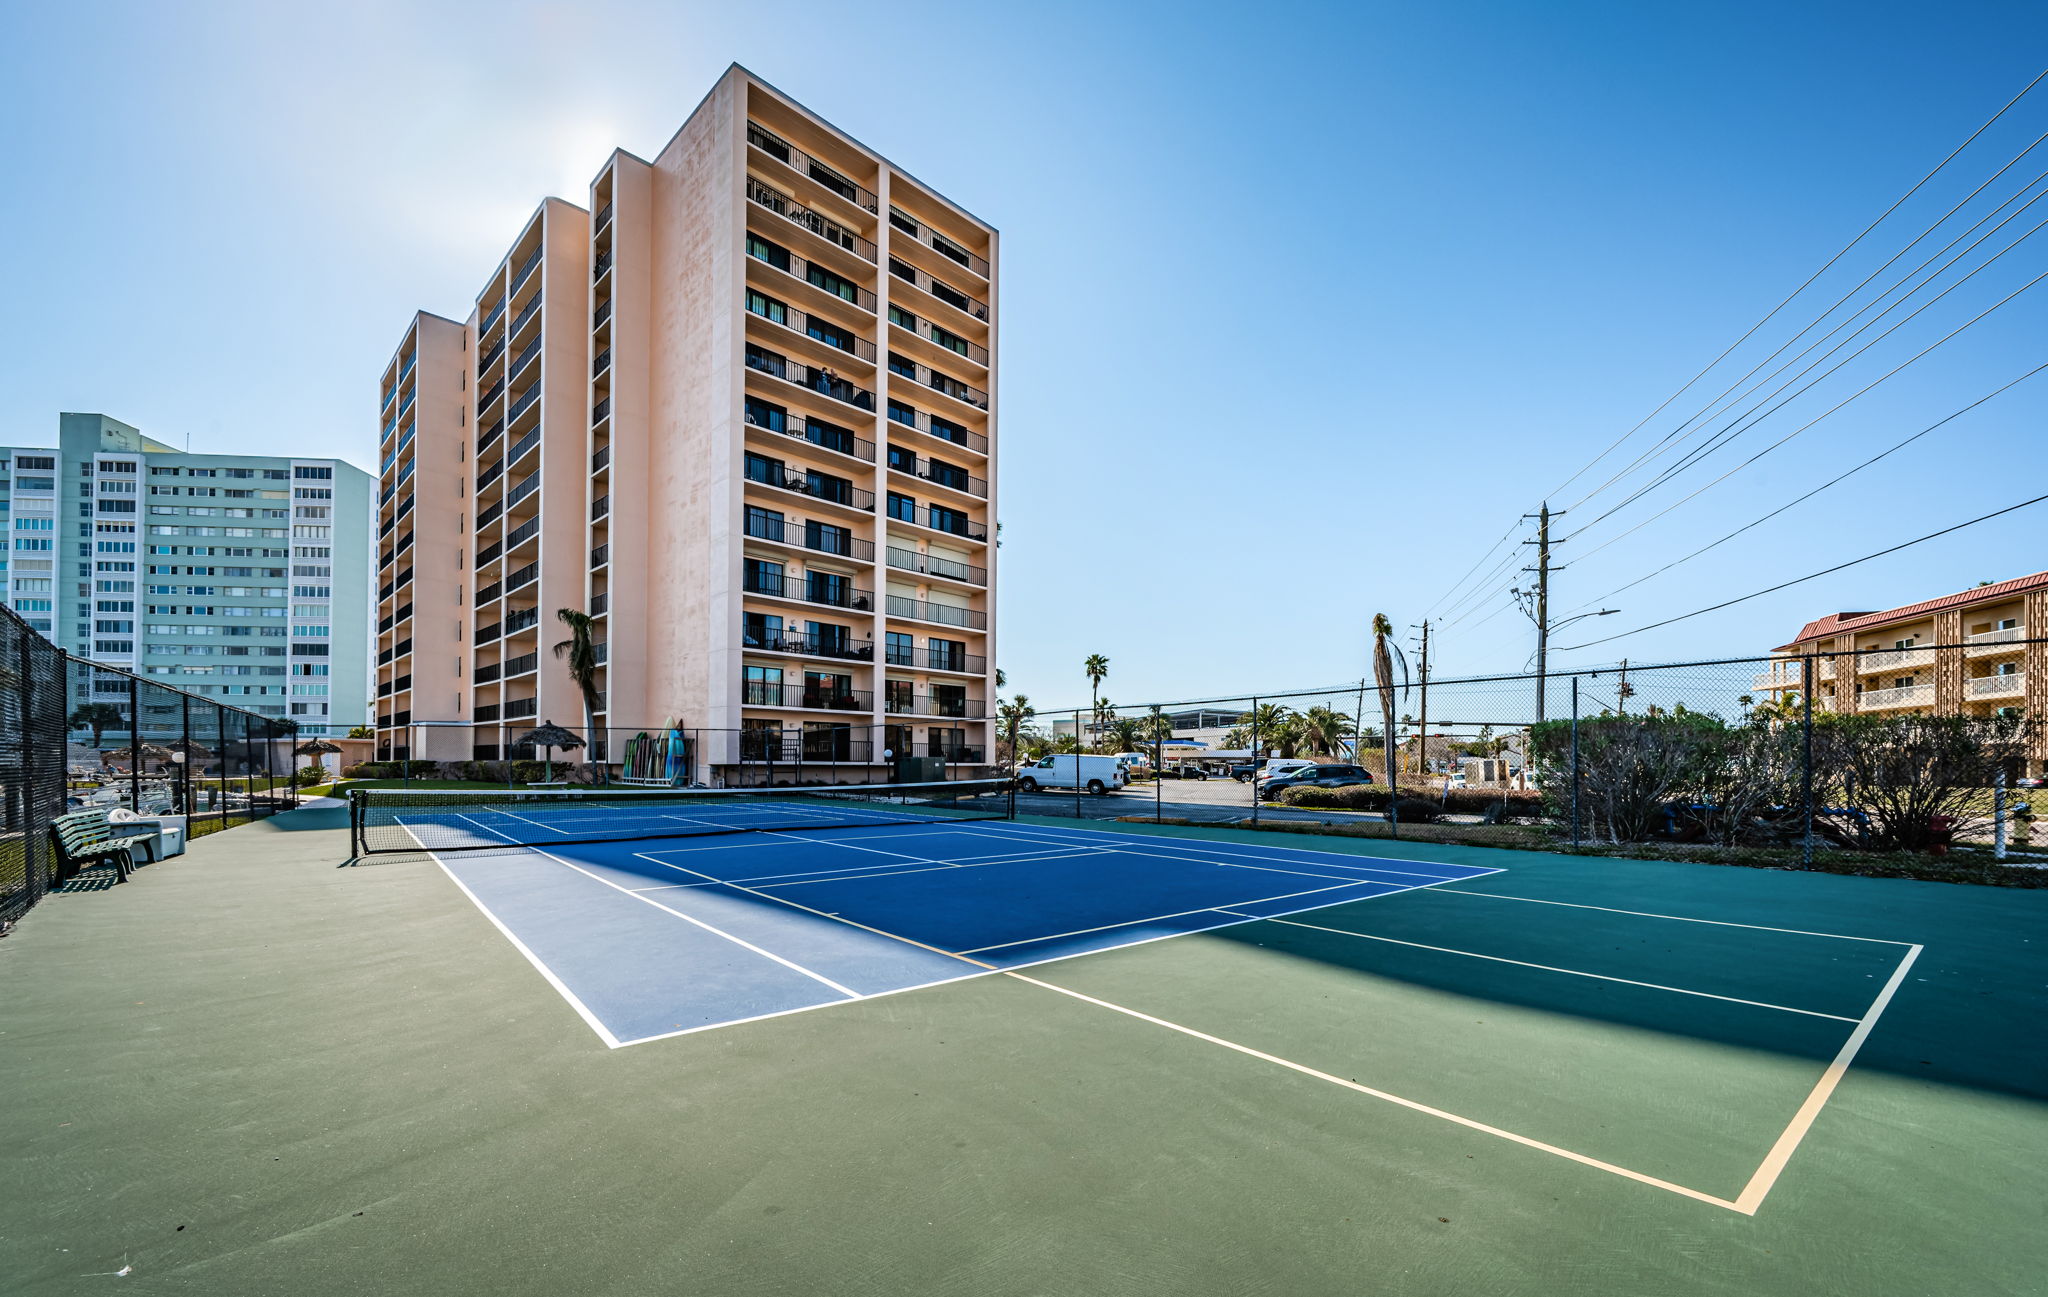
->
[2,806,2044,1296]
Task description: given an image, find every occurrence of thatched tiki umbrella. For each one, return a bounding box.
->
[295,737,343,777]
[524,721,584,783]
[101,742,175,771]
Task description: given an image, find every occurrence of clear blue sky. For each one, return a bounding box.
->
[2,1,2043,712]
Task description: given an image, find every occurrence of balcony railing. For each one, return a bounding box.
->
[477,378,506,414]
[591,494,610,520]
[507,472,539,508]
[592,397,611,425]
[501,651,539,679]
[883,645,986,675]
[746,465,875,512]
[506,516,540,551]
[886,595,986,630]
[511,291,544,338]
[477,540,502,568]
[743,570,875,611]
[742,631,875,662]
[742,407,875,463]
[891,454,987,499]
[475,703,501,723]
[883,693,986,719]
[504,606,539,635]
[509,335,543,382]
[477,296,507,336]
[507,427,541,465]
[888,206,990,277]
[746,177,878,261]
[478,500,504,530]
[746,123,878,213]
[888,256,989,322]
[507,384,543,426]
[593,251,613,280]
[476,620,502,645]
[510,245,543,293]
[1964,626,2026,656]
[885,546,987,586]
[927,742,986,764]
[742,681,873,712]
[505,698,538,719]
[886,352,988,407]
[1965,674,2025,700]
[477,337,506,375]
[477,580,503,604]
[477,417,505,454]
[593,298,612,329]
[474,661,501,684]
[593,348,612,377]
[891,504,988,542]
[744,296,879,363]
[505,561,539,594]
[1856,683,1935,711]
[477,459,506,491]
[591,543,610,568]
[748,246,879,314]
[595,200,613,231]
[885,402,988,454]
[590,592,608,616]
[744,346,874,410]
[742,510,876,561]
[592,445,611,473]
[1856,647,1936,674]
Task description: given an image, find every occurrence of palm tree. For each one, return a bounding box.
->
[551,608,603,780]
[1140,709,1175,744]
[1297,705,1354,758]
[996,694,1036,764]
[995,668,1007,689]
[1104,714,1148,754]
[1370,613,1408,788]
[1083,654,1110,746]
[69,702,124,750]
[1227,703,1298,758]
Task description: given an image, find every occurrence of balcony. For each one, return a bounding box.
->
[591,592,608,616]
[477,337,506,375]
[1964,626,2027,657]
[591,543,610,568]
[477,378,506,414]
[592,397,611,426]
[743,510,876,562]
[591,494,610,521]
[475,703,501,723]
[507,472,539,509]
[477,459,506,491]
[888,313,989,369]
[506,516,540,551]
[742,681,873,712]
[888,206,990,278]
[890,504,988,543]
[745,464,875,513]
[890,453,987,499]
[477,580,503,604]
[504,697,538,720]
[1856,683,1935,711]
[886,595,986,631]
[927,742,986,764]
[475,661,502,684]
[478,296,507,336]
[476,620,502,645]
[507,385,543,427]
[593,298,613,329]
[888,256,989,322]
[885,546,987,586]
[501,651,539,679]
[511,292,544,339]
[592,445,611,473]
[746,177,877,262]
[743,632,875,663]
[593,251,612,281]
[885,402,988,455]
[510,245,543,293]
[747,123,878,213]
[478,417,505,454]
[743,346,874,411]
[1965,673,2025,701]
[886,351,988,407]
[505,561,539,595]
[743,570,874,611]
[478,500,504,530]
[744,295,879,363]
[507,427,541,466]
[476,540,502,569]
[595,200,613,232]
[1752,663,1802,692]
[883,693,986,719]
[509,335,543,382]
[884,645,986,675]
[743,408,875,463]
[592,348,611,377]
[1857,647,1935,674]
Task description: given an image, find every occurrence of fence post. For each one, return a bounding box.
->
[1994,768,2008,861]
[19,633,47,908]
[1569,676,1581,850]
[1073,708,1082,820]
[180,692,191,819]
[1153,706,1163,823]
[1249,696,1260,827]
[127,672,142,814]
[1800,655,1816,870]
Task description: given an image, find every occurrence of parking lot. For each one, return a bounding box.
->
[1013,771,1367,825]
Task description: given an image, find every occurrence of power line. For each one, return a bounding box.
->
[1540,65,2048,507]
[1563,362,2048,611]
[1553,493,2048,652]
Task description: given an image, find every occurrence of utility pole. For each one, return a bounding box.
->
[1516,503,1559,724]
[1410,620,1431,780]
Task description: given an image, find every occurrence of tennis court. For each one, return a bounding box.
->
[351,782,1940,1218]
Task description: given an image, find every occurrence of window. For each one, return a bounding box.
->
[928,638,966,672]
[744,452,785,489]
[928,416,968,446]
[743,664,784,705]
[888,445,915,473]
[745,290,787,326]
[294,466,332,479]
[743,611,783,648]
[805,520,852,556]
[887,492,915,523]
[149,466,180,476]
[15,455,54,471]
[743,505,784,542]
[806,316,857,353]
[807,418,855,455]
[15,517,52,531]
[930,326,969,357]
[805,621,849,654]
[888,306,917,331]
[806,264,858,304]
[807,570,851,606]
[887,400,917,428]
[743,396,786,432]
[929,504,969,536]
[928,459,969,491]
[745,234,791,272]
[14,538,51,551]
[889,210,917,236]
[293,487,332,499]
[745,558,785,597]
[888,351,917,379]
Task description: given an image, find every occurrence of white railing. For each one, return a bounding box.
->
[1856,647,1935,674]
[1964,626,2026,656]
[1855,683,1934,710]
[1752,665,1800,691]
[1964,674,2024,700]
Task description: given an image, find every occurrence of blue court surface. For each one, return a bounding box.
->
[428,820,1502,1047]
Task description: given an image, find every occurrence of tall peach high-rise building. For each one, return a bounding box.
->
[375,66,997,781]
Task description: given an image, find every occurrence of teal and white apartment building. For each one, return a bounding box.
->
[0,413,373,736]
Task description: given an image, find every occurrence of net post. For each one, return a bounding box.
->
[128,671,142,814]
[1072,708,1082,820]
[1249,696,1260,827]
[1153,705,1163,823]
[348,788,361,860]
[1569,676,1581,850]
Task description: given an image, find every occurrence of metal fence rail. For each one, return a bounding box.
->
[1015,641,2046,868]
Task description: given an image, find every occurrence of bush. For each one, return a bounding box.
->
[293,765,328,787]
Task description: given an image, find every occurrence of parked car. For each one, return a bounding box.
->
[1252,758,1322,789]
[1156,763,1209,780]
[1260,763,1375,801]
[1016,753,1127,795]
[1229,764,1258,782]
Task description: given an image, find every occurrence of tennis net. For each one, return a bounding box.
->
[347,778,1017,856]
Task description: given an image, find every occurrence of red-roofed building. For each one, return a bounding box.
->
[1754,572,2046,771]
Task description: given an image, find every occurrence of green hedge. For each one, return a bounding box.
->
[1276,784,1546,820]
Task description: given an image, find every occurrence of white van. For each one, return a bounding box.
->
[1017,753,1128,794]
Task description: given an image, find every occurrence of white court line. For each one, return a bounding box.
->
[754,851,1112,891]
[1005,971,1746,1212]
[1430,888,1917,946]
[1110,846,1444,885]
[625,846,1112,893]
[1230,914,1860,1023]
[454,814,861,998]
[608,967,996,1048]
[1731,943,1924,1214]
[956,879,1388,955]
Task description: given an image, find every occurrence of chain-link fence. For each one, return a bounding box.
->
[1015,641,2046,876]
[2,605,302,927]
[366,721,988,789]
